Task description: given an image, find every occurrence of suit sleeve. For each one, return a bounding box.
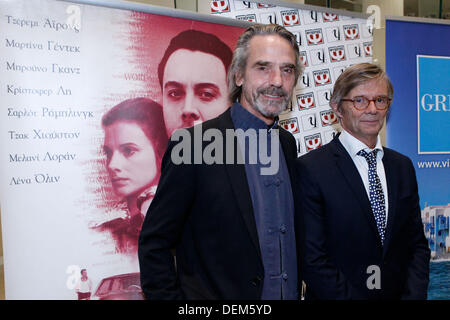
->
[297,158,358,300]
[401,159,431,300]
[138,138,195,300]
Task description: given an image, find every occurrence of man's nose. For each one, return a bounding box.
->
[181,92,201,124]
[366,99,378,113]
[269,68,283,87]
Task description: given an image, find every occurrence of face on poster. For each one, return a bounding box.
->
[0,0,243,299]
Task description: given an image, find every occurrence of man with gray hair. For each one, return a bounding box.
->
[297,63,430,299]
[139,24,304,300]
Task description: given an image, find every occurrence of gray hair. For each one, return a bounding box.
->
[330,63,394,112]
[227,24,303,103]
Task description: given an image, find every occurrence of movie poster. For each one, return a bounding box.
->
[0,0,245,299]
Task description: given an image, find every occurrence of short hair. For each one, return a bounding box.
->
[330,63,394,111]
[102,98,168,173]
[80,269,86,274]
[227,24,303,103]
[158,30,233,88]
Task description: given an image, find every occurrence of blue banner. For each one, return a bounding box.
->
[417,55,450,154]
[386,18,450,300]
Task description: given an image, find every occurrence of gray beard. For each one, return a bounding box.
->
[250,91,290,118]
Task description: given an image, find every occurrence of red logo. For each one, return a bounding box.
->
[320,110,338,126]
[280,118,300,134]
[305,134,322,151]
[305,29,324,45]
[313,69,332,87]
[343,24,360,40]
[281,10,301,26]
[297,92,315,110]
[328,46,346,62]
[323,12,339,22]
[210,0,230,13]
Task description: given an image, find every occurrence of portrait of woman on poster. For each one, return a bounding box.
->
[94,97,168,255]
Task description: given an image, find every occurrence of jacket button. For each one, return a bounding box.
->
[251,276,261,286]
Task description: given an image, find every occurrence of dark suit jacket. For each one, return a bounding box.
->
[296,134,430,300]
[138,107,302,300]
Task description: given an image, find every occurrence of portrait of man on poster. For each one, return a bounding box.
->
[157,29,233,137]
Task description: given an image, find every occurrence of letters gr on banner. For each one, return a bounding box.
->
[417,55,450,154]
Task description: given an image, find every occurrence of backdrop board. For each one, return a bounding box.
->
[208,0,373,155]
[386,16,450,299]
[0,0,248,299]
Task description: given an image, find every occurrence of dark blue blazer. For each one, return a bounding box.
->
[138,108,302,300]
[296,134,430,300]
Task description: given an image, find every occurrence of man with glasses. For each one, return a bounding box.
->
[297,63,430,299]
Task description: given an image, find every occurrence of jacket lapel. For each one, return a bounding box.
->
[330,136,382,244]
[217,109,262,262]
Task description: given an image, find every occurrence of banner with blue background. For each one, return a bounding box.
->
[386,17,450,300]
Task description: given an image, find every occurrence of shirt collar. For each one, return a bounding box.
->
[231,102,278,132]
[339,129,384,158]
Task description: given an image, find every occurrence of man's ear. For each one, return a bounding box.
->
[235,71,244,87]
[330,102,343,119]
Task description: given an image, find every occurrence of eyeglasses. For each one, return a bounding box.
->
[341,96,391,110]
